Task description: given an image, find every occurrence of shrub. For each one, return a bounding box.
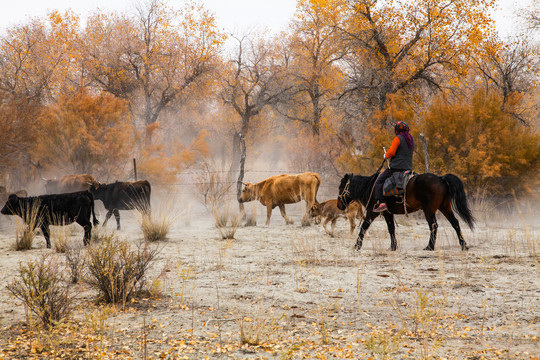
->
[195,161,234,211]
[12,200,41,251]
[85,233,159,305]
[6,254,74,327]
[65,243,86,284]
[136,201,176,242]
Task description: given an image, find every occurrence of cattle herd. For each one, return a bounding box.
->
[0,175,151,248]
[0,171,365,249]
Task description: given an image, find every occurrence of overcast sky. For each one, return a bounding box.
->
[0,0,531,38]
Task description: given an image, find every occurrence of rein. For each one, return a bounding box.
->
[364,159,386,209]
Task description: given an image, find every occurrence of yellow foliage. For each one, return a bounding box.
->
[34,88,135,178]
[138,130,210,185]
[422,91,540,194]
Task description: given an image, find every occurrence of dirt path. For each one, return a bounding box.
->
[0,202,538,359]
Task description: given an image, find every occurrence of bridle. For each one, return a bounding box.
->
[338,178,351,207]
[338,159,387,209]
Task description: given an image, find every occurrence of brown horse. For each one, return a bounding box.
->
[337,165,474,251]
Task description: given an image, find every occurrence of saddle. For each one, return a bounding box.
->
[383,170,416,198]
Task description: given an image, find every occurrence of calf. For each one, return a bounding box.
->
[89,180,151,230]
[1,191,99,248]
[310,199,364,237]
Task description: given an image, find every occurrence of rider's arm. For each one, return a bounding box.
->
[385,136,401,159]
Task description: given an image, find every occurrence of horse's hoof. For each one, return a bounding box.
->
[354,243,362,251]
[461,245,469,251]
[423,246,435,251]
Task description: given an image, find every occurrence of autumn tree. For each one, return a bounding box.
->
[136,128,210,184]
[473,36,539,122]
[0,11,80,101]
[0,11,82,184]
[82,0,225,141]
[219,33,293,206]
[422,91,540,194]
[338,0,497,121]
[0,93,41,186]
[220,33,292,170]
[280,0,346,137]
[519,1,540,31]
[33,88,135,179]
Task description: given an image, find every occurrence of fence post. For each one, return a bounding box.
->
[133,158,138,181]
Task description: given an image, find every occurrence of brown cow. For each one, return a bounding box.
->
[45,174,98,194]
[310,199,364,237]
[238,172,321,226]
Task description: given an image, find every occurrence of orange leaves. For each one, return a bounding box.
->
[34,88,134,177]
[138,129,210,185]
[422,90,540,194]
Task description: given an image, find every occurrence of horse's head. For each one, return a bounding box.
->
[337,173,352,211]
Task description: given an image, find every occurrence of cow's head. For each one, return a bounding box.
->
[88,182,106,199]
[309,202,322,218]
[88,182,99,192]
[1,194,20,216]
[238,182,256,203]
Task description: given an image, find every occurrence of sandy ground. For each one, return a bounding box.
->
[0,195,538,359]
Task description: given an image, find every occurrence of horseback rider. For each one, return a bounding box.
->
[373,121,414,213]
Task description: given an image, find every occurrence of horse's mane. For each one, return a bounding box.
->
[348,172,379,205]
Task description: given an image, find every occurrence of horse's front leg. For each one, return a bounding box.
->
[423,210,438,251]
[355,212,378,250]
[382,212,397,251]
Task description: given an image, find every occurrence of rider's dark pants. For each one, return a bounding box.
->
[374,168,403,202]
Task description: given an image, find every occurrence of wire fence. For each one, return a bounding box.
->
[150,168,537,198]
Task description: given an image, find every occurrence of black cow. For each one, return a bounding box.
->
[89,180,151,230]
[0,188,28,205]
[0,191,99,248]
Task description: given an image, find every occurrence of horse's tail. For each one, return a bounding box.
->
[441,174,475,230]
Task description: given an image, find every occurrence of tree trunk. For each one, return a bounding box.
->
[236,134,247,218]
[419,133,430,173]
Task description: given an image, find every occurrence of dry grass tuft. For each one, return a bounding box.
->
[290,234,322,265]
[212,203,242,240]
[136,200,177,242]
[12,201,41,251]
[50,214,73,253]
[237,296,278,346]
